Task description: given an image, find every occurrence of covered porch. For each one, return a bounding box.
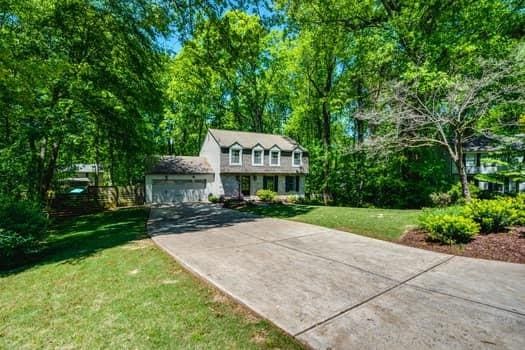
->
[221,174,304,199]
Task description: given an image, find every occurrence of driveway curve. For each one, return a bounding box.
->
[148,203,525,350]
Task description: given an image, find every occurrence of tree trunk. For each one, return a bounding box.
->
[321,99,331,205]
[39,141,60,201]
[455,157,471,202]
[95,124,100,186]
[450,136,471,202]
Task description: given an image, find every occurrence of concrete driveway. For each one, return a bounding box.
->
[148,203,525,350]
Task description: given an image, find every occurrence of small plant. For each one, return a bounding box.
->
[208,194,219,203]
[464,198,515,234]
[256,189,277,202]
[419,209,479,244]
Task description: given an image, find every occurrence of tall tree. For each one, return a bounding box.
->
[0,0,168,199]
[163,10,289,154]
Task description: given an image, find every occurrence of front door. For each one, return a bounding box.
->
[241,176,251,196]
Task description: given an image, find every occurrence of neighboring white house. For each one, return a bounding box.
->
[59,164,104,187]
[145,129,309,203]
[452,134,525,193]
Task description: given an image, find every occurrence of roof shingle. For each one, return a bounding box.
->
[147,156,213,174]
[209,129,305,151]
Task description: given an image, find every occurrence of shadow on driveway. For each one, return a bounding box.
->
[147,203,265,236]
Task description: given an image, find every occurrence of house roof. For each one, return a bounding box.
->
[147,156,214,175]
[464,134,525,152]
[208,129,305,151]
[61,164,103,173]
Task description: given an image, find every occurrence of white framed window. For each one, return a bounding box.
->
[270,148,280,166]
[252,146,264,166]
[229,144,242,165]
[292,150,302,167]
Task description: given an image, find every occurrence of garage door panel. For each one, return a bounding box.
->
[152,178,207,203]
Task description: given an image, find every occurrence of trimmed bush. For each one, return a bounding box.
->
[464,198,515,234]
[256,189,277,202]
[419,209,479,244]
[208,194,219,203]
[0,198,48,266]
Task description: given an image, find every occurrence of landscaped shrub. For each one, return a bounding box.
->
[464,198,515,234]
[419,208,479,244]
[429,192,452,207]
[430,182,479,207]
[285,195,300,204]
[256,189,276,202]
[208,194,219,203]
[510,194,525,226]
[0,198,48,266]
[447,182,480,205]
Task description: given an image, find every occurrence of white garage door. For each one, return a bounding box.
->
[152,179,207,203]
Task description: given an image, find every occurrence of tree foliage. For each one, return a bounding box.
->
[1,0,523,207]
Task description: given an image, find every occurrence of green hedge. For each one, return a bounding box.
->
[464,198,515,234]
[419,212,479,244]
[419,194,525,244]
[0,198,48,267]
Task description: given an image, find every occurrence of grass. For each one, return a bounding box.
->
[239,203,421,240]
[0,207,302,349]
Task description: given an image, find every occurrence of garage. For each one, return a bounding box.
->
[145,156,214,204]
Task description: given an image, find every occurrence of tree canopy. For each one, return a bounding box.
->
[1,0,523,207]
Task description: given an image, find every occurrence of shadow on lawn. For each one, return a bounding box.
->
[1,203,315,276]
[0,207,150,276]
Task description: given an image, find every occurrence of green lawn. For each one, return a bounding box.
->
[239,203,421,240]
[0,208,302,349]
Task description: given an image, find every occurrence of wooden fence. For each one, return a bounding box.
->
[49,185,144,217]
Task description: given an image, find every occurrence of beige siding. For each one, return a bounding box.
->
[199,131,223,196]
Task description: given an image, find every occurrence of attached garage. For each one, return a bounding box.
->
[145,156,214,204]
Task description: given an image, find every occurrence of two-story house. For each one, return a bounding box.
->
[452,134,525,193]
[145,129,309,203]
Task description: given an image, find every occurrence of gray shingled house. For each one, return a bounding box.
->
[145,129,309,203]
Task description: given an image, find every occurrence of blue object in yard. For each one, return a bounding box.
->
[69,188,86,194]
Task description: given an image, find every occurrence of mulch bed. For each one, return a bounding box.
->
[399,228,525,264]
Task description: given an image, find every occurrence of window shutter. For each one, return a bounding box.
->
[263,176,267,190]
[274,176,279,192]
[295,176,300,192]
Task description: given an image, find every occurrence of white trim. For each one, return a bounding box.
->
[252,146,264,166]
[269,147,281,167]
[229,144,242,166]
[292,150,303,167]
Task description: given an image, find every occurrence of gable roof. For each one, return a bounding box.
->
[208,129,305,152]
[147,156,213,174]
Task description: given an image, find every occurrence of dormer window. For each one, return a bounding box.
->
[292,150,302,167]
[229,144,242,165]
[252,146,264,166]
[270,148,280,166]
